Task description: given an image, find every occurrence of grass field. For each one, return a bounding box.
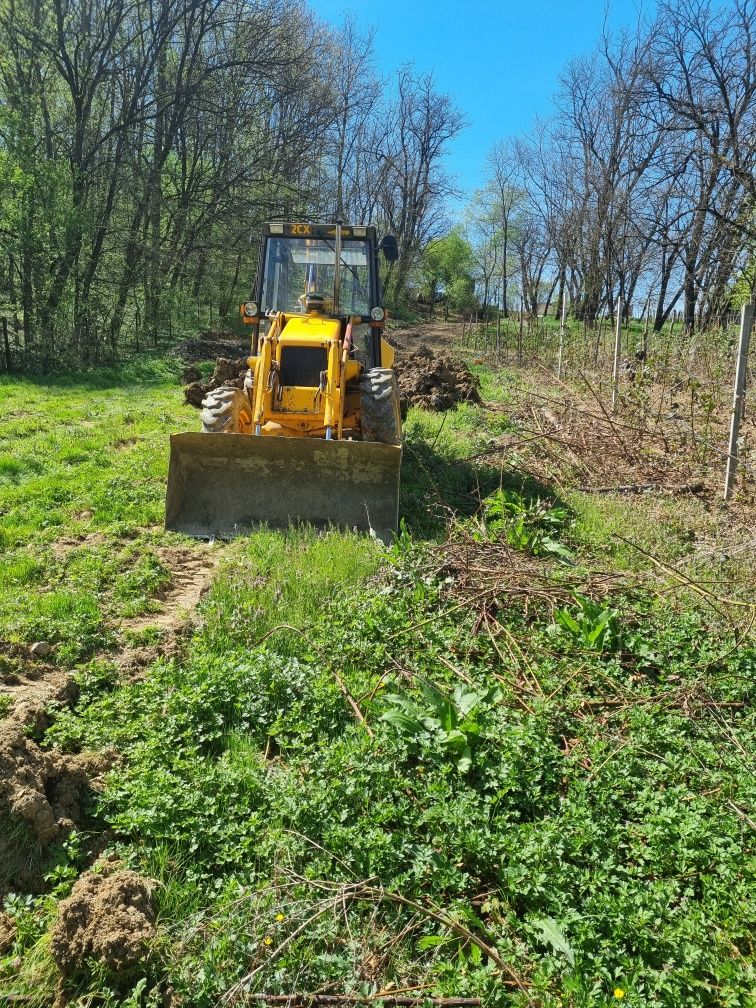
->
[1,334,755,1008]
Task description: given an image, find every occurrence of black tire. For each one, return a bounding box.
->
[359,367,402,445]
[200,386,252,434]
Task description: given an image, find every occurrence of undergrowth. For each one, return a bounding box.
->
[1,343,755,1008]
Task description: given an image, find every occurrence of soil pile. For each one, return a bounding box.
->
[179,324,481,414]
[177,333,249,363]
[50,868,155,975]
[0,723,110,845]
[183,356,247,408]
[1,640,78,734]
[395,343,482,411]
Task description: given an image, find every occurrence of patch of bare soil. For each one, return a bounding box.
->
[50,866,155,975]
[394,344,482,412]
[0,641,113,898]
[0,721,111,847]
[389,320,462,358]
[50,531,108,559]
[178,334,249,364]
[0,640,77,734]
[114,546,218,676]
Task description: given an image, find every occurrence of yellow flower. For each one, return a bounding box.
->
[263,936,273,946]
[613,989,625,1000]
[275,913,285,922]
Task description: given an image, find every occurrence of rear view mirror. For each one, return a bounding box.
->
[379,235,399,262]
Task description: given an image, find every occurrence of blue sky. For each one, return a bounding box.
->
[311,0,654,212]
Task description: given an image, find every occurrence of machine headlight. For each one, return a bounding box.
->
[370,306,385,321]
[243,301,259,317]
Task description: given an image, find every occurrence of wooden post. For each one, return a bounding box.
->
[557,289,567,378]
[724,301,755,500]
[2,318,10,372]
[611,298,622,411]
[642,295,651,359]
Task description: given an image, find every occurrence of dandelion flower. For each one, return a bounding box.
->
[275,913,285,922]
[613,989,625,1000]
[263,936,273,946]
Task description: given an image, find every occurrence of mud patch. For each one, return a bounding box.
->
[50,867,155,975]
[394,344,481,411]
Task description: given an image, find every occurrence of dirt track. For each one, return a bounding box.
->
[114,546,218,677]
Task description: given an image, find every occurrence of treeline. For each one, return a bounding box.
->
[0,0,463,367]
[431,0,756,332]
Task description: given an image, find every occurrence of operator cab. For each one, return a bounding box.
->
[240,222,397,371]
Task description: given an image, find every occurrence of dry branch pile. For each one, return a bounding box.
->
[428,530,630,622]
[481,375,737,496]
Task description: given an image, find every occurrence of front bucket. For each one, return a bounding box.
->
[165,432,402,544]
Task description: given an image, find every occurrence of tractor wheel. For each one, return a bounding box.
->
[359,368,402,445]
[200,386,253,434]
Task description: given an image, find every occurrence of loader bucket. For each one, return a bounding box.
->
[165,432,402,544]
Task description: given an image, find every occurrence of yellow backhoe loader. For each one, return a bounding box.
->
[165,222,402,542]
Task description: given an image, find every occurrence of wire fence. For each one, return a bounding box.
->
[461,307,756,501]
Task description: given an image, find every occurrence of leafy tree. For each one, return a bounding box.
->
[422,228,475,319]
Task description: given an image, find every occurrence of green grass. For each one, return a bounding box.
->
[1,345,755,1008]
[0,356,199,659]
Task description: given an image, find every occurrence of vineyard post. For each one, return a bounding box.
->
[557,289,566,378]
[642,295,651,358]
[724,300,755,500]
[611,298,622,410]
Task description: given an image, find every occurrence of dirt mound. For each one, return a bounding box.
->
[183,356,247,408]
[0,723,111,844]
[178,336,249,363]
[50,867,155,975]
[180,324,480,414]
[1,640,78,735]
[395,344,482,411]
